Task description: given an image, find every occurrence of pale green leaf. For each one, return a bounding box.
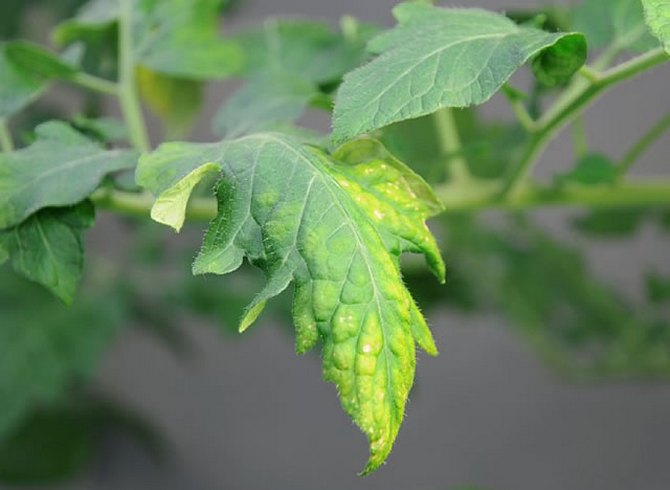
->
[574,0,659,53]
[235,19,369,84]
[332,3,586,143]
[0,202,94,303]
[0,43,45,119]
[149,163,220,232]
[642,0,670,52]
[137,67,203,139]
[0,121,137,229]
[138,133,444,474]
[213,75,317,139]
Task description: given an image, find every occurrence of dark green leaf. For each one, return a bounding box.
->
[573,208,647,236]
[646,272,670,303]
[0,269,125,440]
[0,202,94,303]
[138,133,444,474]
[5,41,79,80]
[558,153,619,185]
[0,121,137,229]
[642,0,670,52]
[0,44,45,119]
[0,409,93,485]
[532,32,588,86]
[333,3,586,142]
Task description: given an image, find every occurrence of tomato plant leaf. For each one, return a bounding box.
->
[0,121,137,229]
[0,202,94,303]
[0,269,125,441]
[55,0,243,80]
[133,0,242,80]
[558,153,619,186]
[137,67,203,139]
[137,133,444,473]
[332,3,585,143]
[0,43,46,118]
[642,0,670,52]
[213,75,318,139]
[236,19,370,84]
[574,0,659,53]
[4,41,79,80]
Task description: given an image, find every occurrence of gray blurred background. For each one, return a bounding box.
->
[23,0,670,489]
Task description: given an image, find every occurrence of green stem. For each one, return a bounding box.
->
[118,0,150,152]
[572,116,588,159]
[500,48,669,198]
[92,179,670,222]
[618,112,670,176]
[437,179,670,212]
[0,119,14,152]
[433,108,470,181]
[91,188,216,221]
[71,72,119,96]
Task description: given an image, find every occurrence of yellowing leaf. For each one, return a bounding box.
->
[137,133,445,473]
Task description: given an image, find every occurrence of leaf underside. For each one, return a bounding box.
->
[332,3,586,142]
[137,133,445,473]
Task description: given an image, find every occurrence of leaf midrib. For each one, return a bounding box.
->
[251,133,400,431]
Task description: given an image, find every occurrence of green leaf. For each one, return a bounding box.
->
[558,153,619,185]
[138,133,444,474]
[133,0,242,80]
[646,272,670,303]
[642,0,670,52]
[56,0,243,80]
[0,43,45,119]
[5,41,79,81]
[0,121,137,229]
[0,269,125,441]
[531,32,588,86]
[137,67,202,139]
[0,409,93,485]
[332,3,586,143]
[573,208,648,237]
[574,0,659,53]
[236,19,370,84]
[213,75,318,139]
[0,202,94,303]
[71,116,128,143]
[54,0,119,45]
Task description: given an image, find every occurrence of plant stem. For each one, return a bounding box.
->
[71,73,119,96]
[500,48,669,198]
[91,188,216,221]
[437,179,670,212]
[433,108,470,181]
[118,0,150,152]
[91,179,670,222]
[618,112,670,176]
[572,116,588,159]
[0,119,14,152]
